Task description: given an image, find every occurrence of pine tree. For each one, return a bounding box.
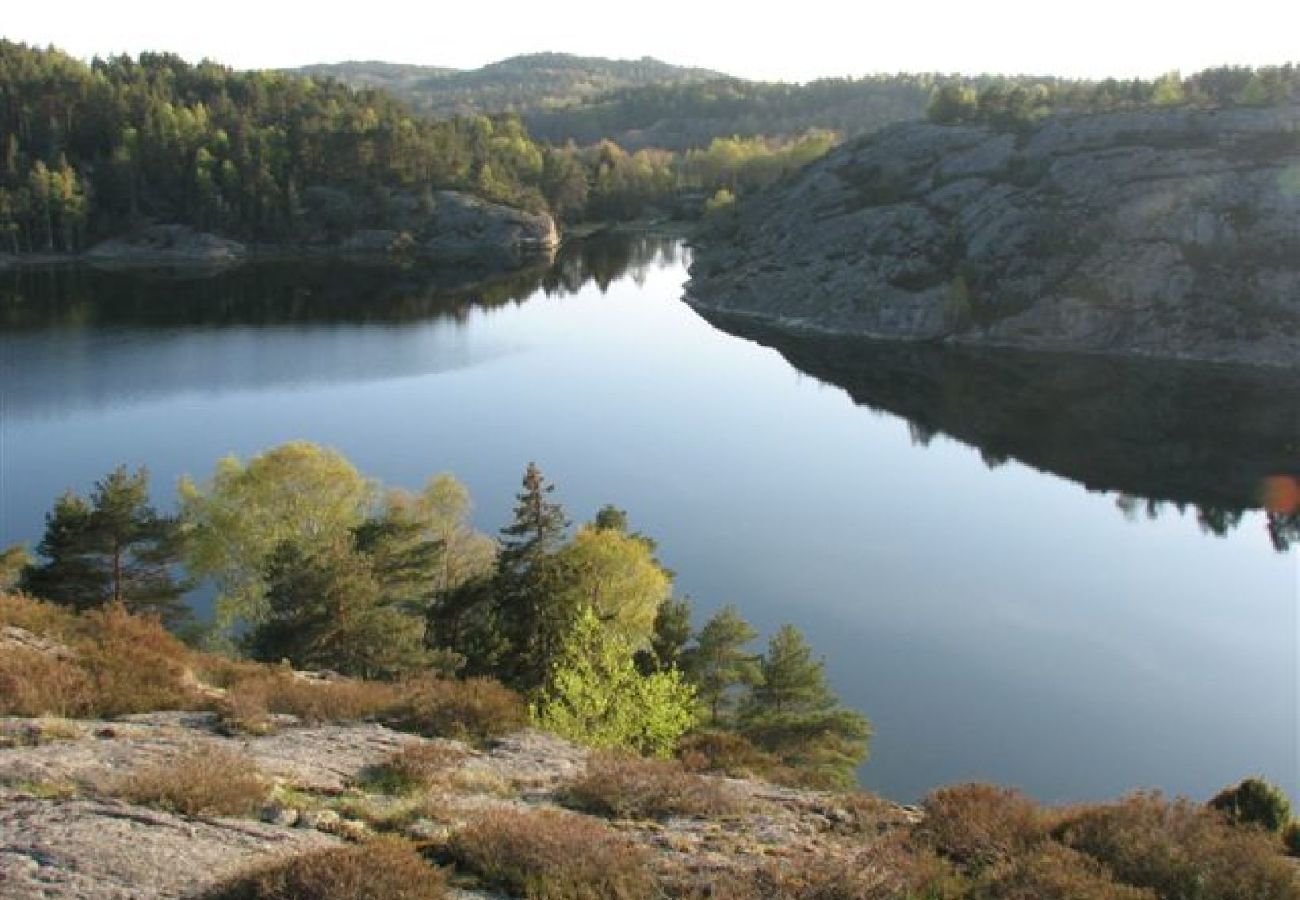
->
[637,595,693,675]
[684,604,762,725]
[740,624,871,789]
[249,539,429,679]
[21,467,190,627]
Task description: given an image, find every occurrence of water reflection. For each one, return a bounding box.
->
[696,313,1300,551]
[0,235,683,419]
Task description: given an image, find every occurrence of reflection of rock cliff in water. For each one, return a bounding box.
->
[701,310,1300,549]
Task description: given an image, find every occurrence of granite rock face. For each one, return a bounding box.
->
[687,105,1300,367]
[419,190,559,263]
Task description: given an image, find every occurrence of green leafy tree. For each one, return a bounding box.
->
[248,539,429,679]
[550,524,671,647]
[531,607,697,756]
[21,467,189,627]
[179,441,374,630]
[684,604,762,725]
[740,624,871,788]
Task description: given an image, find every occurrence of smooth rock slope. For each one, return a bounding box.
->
[688,104,1300,366]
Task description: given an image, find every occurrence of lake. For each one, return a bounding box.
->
[1,234,1296,804]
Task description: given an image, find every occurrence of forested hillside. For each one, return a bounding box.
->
[0,41,567,251]
[292,53,724,119]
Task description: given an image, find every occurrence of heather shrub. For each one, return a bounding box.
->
[76,603,199,715]
[676,729,782,779]
[0,591,79,639]
[446,807,659,900]
[700,838,962,900]
[226,670,402,724]
[358,742,468,795]
[112,744,269,816]
[562,750,744,820]
[970,844,1158,900]
[917,783,1048,871]
[207,837,446,900]
[0,647,94,717]
[387,677,527,744]
[1057,791,1300,900]
[1209,777,1293,833]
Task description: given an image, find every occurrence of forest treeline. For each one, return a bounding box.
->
[1,444,870,787]
[926,64,1300,127]
[0,42,836,252]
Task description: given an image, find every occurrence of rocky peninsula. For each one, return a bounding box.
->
[687,104,1300,367]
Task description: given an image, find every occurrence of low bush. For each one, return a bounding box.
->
[917,783,1048,871]
[111,744,269,817]
[1209,777,1293,833]
[1057,791,1300,900]
[358,742,468,795]
[0,591,79,639]
[206,837,446,900]
[700,838,962,900]
[970,844,1158,899]
[677,730,782,778]
[446,807,659,900]
[0,647,94,717]
[221,670,402,728]
[77,603,199,715]
[562,750,743,820]
[387,677,527,745]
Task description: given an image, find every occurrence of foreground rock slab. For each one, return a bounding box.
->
[0,794,337,899]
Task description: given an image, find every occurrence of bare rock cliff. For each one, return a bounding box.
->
[687,105,1300,367]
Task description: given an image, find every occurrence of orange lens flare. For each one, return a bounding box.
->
[1261,475,1300,514]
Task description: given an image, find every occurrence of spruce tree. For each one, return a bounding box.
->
[684,604,763,725]
[21,467,189,627]
[490,463,572,690]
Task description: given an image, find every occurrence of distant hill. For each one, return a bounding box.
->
[291,52,725,119]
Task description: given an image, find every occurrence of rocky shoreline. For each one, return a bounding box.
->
[0,191,560,274]
[687,104,1300,368]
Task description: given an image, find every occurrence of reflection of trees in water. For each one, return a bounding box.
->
[703,312,1300,552]
[0,234,685,331]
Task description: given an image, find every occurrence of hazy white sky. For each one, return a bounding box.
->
[4,0,1297,81]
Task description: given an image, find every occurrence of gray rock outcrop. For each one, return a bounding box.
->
[85,225,247,268]
[419,191,559,263]
[688,104,1300,367]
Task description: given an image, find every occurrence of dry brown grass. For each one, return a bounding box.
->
[206,837,447,900]
[1056,791,1300,900]
[111,744,270,817]
[562,750,745,820]
[387,676,527,745]
[446,807,659,900]
[917,783,1049,871]
[358,742,469,795]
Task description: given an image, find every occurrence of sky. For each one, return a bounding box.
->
[3,0,1298,82]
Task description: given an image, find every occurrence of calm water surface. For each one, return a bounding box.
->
[1,236,1296,804]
